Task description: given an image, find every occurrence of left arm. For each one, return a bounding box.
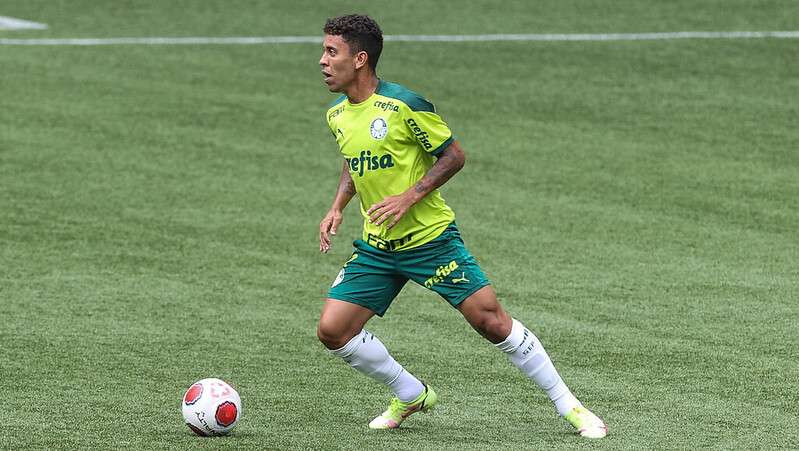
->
[367,141,466,228]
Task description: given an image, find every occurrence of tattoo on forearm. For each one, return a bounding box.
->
[339,168,356,196]
[414,150,461,195]
[342,177,356,196]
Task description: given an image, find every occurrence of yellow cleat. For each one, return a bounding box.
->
[368,385,438,429]
[564,406,608,438]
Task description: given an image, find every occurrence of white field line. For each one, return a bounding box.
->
[0,15,48,30]
[1,31,799,45]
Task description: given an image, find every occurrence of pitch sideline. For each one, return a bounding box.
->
[1,31,799,45]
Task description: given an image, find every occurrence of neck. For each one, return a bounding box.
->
[345,73,379,104]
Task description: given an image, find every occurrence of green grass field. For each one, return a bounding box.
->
[2,1,798,449]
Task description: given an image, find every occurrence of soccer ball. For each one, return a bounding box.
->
[182,378,242,436]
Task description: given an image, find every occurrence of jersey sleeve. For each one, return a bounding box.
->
[403,98,454,157]
[325,111,337,139]
[326,95,347,141]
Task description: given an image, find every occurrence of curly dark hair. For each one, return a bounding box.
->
[323,14,383,72]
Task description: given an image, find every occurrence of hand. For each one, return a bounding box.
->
[319,209,343,253]
[366,192,418,229]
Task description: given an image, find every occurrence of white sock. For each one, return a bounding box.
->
[330,330,425,402]
[496,318,582,416]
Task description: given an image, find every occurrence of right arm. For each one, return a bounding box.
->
[319,161,356,253]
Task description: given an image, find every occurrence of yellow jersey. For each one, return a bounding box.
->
[326,80,456,251]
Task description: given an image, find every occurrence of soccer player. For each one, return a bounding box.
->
[316,14,607,438]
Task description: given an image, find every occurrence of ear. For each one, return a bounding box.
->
[354,51,370,70]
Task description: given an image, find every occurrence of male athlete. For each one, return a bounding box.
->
[316,14,607,438]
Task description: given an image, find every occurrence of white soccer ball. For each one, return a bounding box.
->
[181,378,242,436]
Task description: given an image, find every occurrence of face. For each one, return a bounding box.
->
[319,34,363,93]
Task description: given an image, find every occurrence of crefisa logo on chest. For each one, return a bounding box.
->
[370,117,388,140]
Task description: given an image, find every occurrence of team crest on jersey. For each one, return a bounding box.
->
[370,117,388,140]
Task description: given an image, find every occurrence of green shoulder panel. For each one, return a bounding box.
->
[326,94,347,124]
[327,94,347,109]
[376,80,436,113]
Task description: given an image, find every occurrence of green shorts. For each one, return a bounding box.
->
[327,222,491,316]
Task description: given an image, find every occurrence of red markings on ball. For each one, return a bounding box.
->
[215,401,238,427]
[209,381,231,398]
[184,383,203,405]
